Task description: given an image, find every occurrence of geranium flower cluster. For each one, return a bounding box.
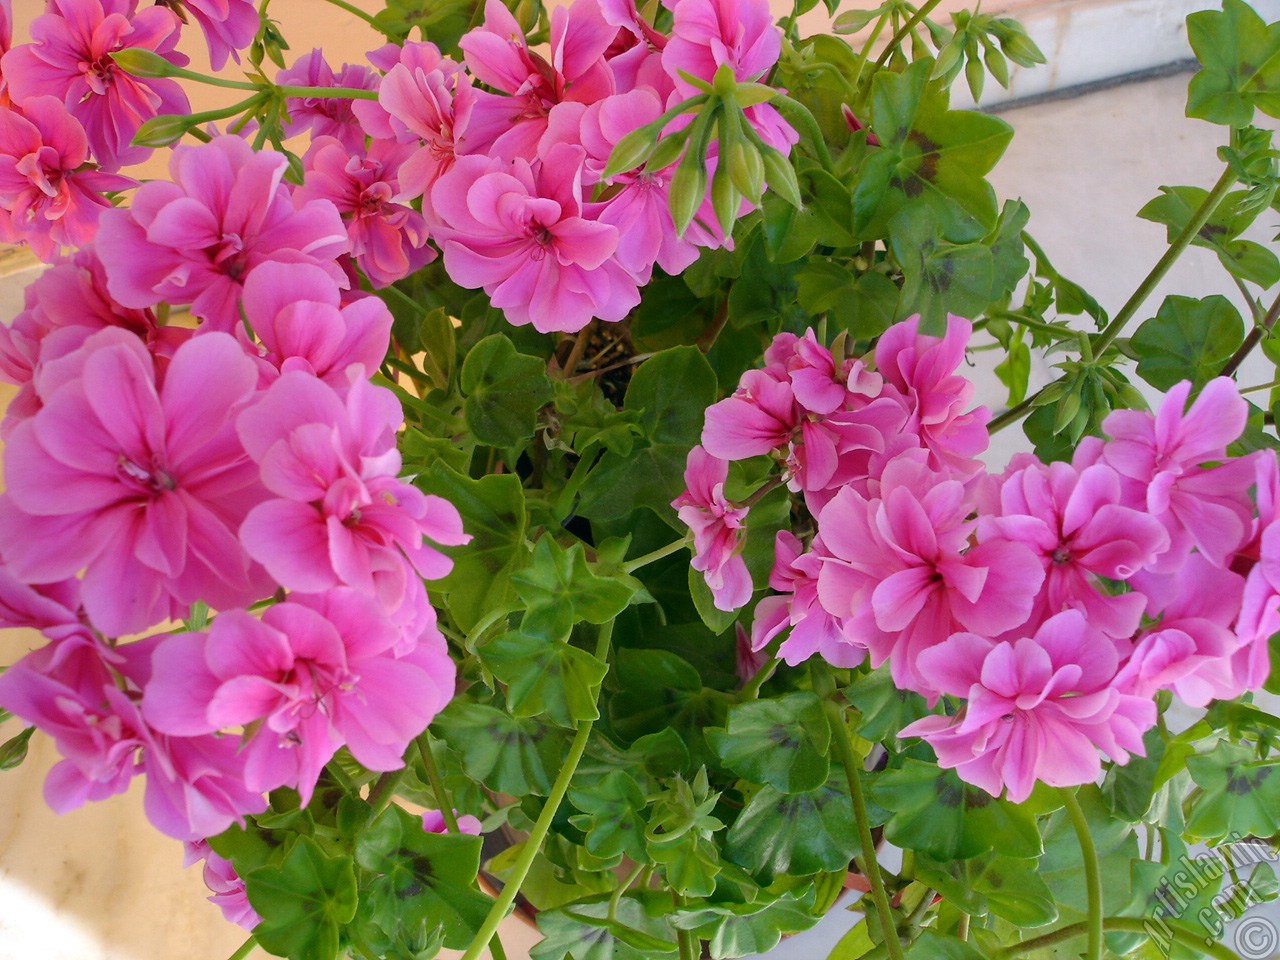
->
[674,318,1279,803]
[0,134,465,844]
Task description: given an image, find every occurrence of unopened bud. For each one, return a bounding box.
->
[711,161,740,235]
[132,114,193,148]
[759,143,802,209]
[734,82,778,107]
[0,726,34,771]
[669,151,708,236]
[604,124,660,178]
[647,128,691,172]
[726,140,764,203]
[995,21,1047,66]
[111,47,181,78]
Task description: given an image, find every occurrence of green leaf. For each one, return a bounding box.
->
[904,931,986,959]
[844,668,932,744]
[724,775,862,880]
[863,58,1013,241]
[353,805,491,950]
[645,771,725,897]
[568,769,650,863]
[915,851,1058,927]
[669,888,821,958]
[1130,295,1244,390]
[1186,0,1280,126]
[433,702,568,795]
[1102,726,1194,821]
[889,212,996,333]
[872,760,1042,860]
[1110,831,1225,960]
[417,463,526,632]
[1186,742,1280,840]
[478,630,609,725]
[417,306,456,392]
[530,893,678,960]
[244,837,357,960]
[460,334,553,446]
[577,346,717,524]
[1038,785,1137,921]
[512,538,642,641]
[607,649,730,770]
[1139,184,1279,287]
[707,693,831,792]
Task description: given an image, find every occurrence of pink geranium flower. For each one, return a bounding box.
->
[4,0,189,169]
[236,372,470,616]
[1101,378,1256,570]
[672,445,752,611]
[0,97,134,261]
[183,840,261,931]
[980,460,1170,638]
[278,49,378,153]
[0,329,271,636]
[296,136,434,288]
[143,589,456,803]
[422,809,483,835]
[95,136,349,332]
[159,0,258,71]
[901,610,1155,803]
[431,144,639,332]
[240,260,392,386]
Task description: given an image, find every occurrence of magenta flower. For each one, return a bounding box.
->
[96,136,349,332]
[160,0,258,71]
[240,260,392,386]
[702,368,798,460]
[1101,378,1256,569]
[422,809,483,835]
[815,454,1043,697]
[980,460,1170,638]
[4,0,189,170]
[874,314,991,477]
[0,97,134,261]
[236,372,469,615]
[431,144,640,332]
[900,610,1154,803]
[184,841,261,930]
[278,49,378,153]
[460,0,615,159]
[672,445,752,611]
[296,136,434,288]
[0,328,271,636]
[143,590,456,803]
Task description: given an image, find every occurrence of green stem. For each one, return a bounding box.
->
[738,657,779,701]
[227,936,257,960]
[316,0,384,30]
[1093,165,1236,356]
[988,394,1035,433]
[812,661,906,960]
[1002,312,1073,338]
[366,768,404,812]
[278,84,381,101]
[956,912,969,943]
[459,622,615,960]
[1219,285,1280,378]
[416,733,461,833]
[608,862,646,921]
[851,10,891,89]
[347,927,381,960]
[1060,788,1102,960]
[623,538,688,573]
[996,917,1243,959]
[696,285,732,352]
[489,931,508,960]
[855,0,946,111]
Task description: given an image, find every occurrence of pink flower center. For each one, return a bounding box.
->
[211,233,249,279]
[116,456,176,494]
[80,55,118,96]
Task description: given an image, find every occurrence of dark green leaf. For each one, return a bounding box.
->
[433,702,568,795]
[1130,295,1244,390]
[669,888,820,958]
[416,463,527,632]
[844,668,932,743]
[904,931,986,959]
[915,851,1057,927]
[530,893,678,960]
[512,538,643,641]
[460,334,553,446]
[245,837,357,960]
[707,693,831,792]
[479,630,609,725]
[724,775,862,880]
[568,769,649,862]
[1186,742,1280,840]
[1186,0,1280,126]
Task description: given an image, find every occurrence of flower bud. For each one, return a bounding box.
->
[711,160,740,235]
[670,150,708,236]
[132,114,193,148]
[0,726,33,771]
[727,140,764,203]
[759,143,802,209]
[735,83,779,107]
[111,47,181,78]
[604,124,660,178]
[647,127,692,172]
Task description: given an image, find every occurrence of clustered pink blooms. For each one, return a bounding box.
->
[0,131,466,843]
[675,318,1279,803]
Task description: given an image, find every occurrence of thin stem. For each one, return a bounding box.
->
[696,286,733,353]
[608,862,646,921]
[316,0,383,29]
[366,768,404,812]
[855,0,946,110]
[772,95,836,173]
[277,84,381,101]
[851,10,891,90]
[563,323,594,377]
[1094,166,1236,356]
[1231,273,1263,323]
[1219,286,1280,378]
[623,538,688,573]
[738,657,779,701]
[1002,312,1074,338]
[459,622,615,960]
[417,733,461,833]
[956,912,969,943]
[347,927,382,960]
[227,936,257,960]
[1060,788,1102,960]
[675,890,697,960]
[812,661,906,960]
[988,394,1035,433]
[996,917,1243,959]
[489,931,508,960]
